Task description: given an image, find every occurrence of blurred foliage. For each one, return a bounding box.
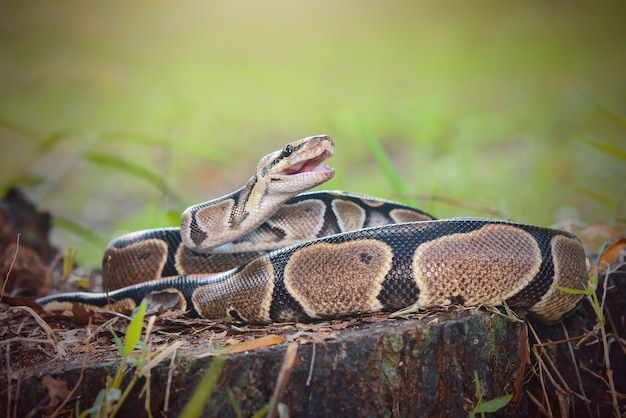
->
[0,1,624,268]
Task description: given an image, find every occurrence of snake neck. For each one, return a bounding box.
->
[180,135,335,253]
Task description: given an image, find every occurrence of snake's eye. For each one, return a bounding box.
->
[281,144,294,158]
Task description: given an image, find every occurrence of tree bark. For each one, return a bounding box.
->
[3,311,528,417]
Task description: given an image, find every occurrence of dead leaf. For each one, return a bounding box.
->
[144,289,187,316]
[72,302,94,324]
[197,334,287,357]
[41,375,71,408]
[580,225,624,253]
[591,238,626,274]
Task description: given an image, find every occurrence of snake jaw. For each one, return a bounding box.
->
[268,135,335,188]
[277,148,334,176]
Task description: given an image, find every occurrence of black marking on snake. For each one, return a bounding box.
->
[229,309,246,323]
[36,131,586,325]
[261,142,306,176]
[268,251,310,322]
[228,178,254,227]
[38,218,587,323]
[449,295,466,305]
[189,214,208,247]
[505,228,556,307]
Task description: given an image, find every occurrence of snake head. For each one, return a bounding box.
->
[259,134,335,194]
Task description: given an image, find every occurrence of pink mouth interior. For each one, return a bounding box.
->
[279,149,334,175]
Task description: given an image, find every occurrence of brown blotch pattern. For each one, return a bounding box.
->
[284,239,393,318]
[192,257,274,322]
[331,199,366,232]
[103,239,168,290]
[175,245,262,274]
[530,235,588,322]
[412,224,541,308]
[359,197,385,207]
[390,208,433,223]
[196,199,235,234]
[268,199,326,241]
[184,199,235,249]
[107,298,138,314]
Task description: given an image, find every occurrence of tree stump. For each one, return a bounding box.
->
[3,310,527,417]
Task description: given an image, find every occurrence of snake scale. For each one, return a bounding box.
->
[38,135,588,323]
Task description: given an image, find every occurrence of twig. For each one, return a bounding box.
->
[0,337,64,347]
[394,193,506,218]
[267,343,298,418]
[306,343,316,386]
[0,234,20,301]
[578,363,610,387]
[163,347,178,412]
[4,345,12,418]
[560,323,592,417]
[526,391,552,418]
[594,261,620,416]
[605,305,626,357]
[13,363,20,418]
[527,323,554,416]
[8,306,66,358]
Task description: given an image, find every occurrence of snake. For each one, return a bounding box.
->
[37,135,589,324]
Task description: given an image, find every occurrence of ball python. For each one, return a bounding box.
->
[38,135,589,324]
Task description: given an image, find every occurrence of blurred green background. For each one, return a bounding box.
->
[1,1,625,268]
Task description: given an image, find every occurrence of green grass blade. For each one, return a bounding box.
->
[31,132,99,203]
[35,130,71,155]
[569,185,614,206]
[110,324,125,357]
[356,124,419,207]
[0,115,40,141]
[124,299,147,356]
[553,284,591,296]
[573,132,626,161]
[580,93,626,128]
[179,357,226,418]
[0,175,45,195]
[52,216,107,246]
[363,133,411,194]
[100,131,221,161]
[100,131,174,147]
[83,150,171,194]
[473,394,513,413]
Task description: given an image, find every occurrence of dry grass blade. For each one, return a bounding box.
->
[560,323,592,417]
[0,234,20,301]
[163,347,178,413]
[592,257,621,416]
[397,193,506,218]
[526,391,552,418]
[196,334,286,357]
[4,345,14,418]
[2,306,67,358]
[267,343,298,418]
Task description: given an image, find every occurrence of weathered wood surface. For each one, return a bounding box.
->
[3,311,527,417]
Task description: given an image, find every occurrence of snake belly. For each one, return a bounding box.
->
[37,135,589,323]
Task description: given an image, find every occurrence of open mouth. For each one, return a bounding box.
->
[279,149,334,175]
[277,139,335,176]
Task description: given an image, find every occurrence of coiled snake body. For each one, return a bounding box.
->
[38,135,588,323]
